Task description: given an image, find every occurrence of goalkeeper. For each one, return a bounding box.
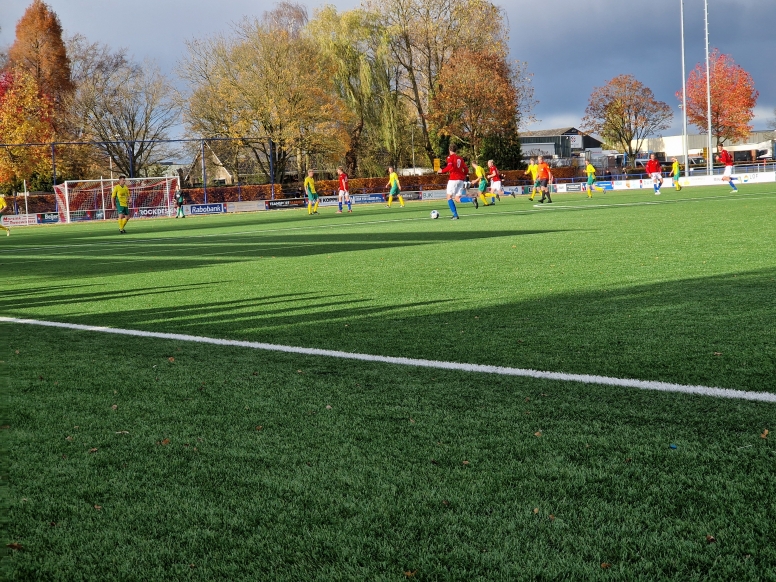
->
[175,188,186,218]
[0,195,10,236]
[111,175,131,233]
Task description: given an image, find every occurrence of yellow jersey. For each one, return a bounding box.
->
[672,161,680,176]
[303,176,316,195]
[525,163,538,180]
[473,165,486,180]
[0,196,7,211]
[585,164,596,178]
[112,184,129,207]
[388,172,400,189]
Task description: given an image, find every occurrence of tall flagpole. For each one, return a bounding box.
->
[704,0,713,176]
[680,0,689,177]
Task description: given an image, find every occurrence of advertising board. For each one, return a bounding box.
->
[184,203,226,215]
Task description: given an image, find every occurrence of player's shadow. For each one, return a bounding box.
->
[0,286,322,311]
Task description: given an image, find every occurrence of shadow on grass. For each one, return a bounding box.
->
[5,269,775,391]
[1,229,566,278]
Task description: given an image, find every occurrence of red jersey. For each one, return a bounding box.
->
[440,154,468,181]
[718,149,733,166]
[488,164,501,181]
[645,159,662,174]
[338,172,349,192]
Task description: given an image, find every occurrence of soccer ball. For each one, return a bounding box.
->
[430,210,440,219]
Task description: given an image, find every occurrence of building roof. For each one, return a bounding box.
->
[520,127,579,138]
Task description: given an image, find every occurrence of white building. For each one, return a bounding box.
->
[632,131,774,162]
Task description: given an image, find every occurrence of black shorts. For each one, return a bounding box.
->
[537,179,549,188]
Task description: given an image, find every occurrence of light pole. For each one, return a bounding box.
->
[411,124,416,173]
[680,0,690,178]
[704,0,713,176]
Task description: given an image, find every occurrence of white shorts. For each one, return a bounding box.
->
[650,172,662,181]
[447,180,465,198]
[723,165,733,177]
[338,189,349,197]
[490,180,502,192]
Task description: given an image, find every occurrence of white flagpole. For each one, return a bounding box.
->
[680,0,690,177]
[704,0,713,176]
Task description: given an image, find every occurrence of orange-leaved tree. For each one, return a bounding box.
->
[581,74,672,165]
[0,67,55,186]
[6,0,74,111]
[678,49,758,147]
[429,49,519,162]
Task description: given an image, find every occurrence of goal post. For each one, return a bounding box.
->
[54,176,179,224]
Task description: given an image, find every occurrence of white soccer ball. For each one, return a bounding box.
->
[430,210,440,219]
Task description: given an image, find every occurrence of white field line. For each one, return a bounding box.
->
[3,316,775,404]
[1,189,772,256]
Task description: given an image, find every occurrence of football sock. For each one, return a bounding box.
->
[313,200,319,213]
[479,194,488,206]
[447,199,458,217]
[338,201,343,211]
[387,195,393,207]
[730,179,738,191]
[398,195,405,207]
[0,225,9,234]
[308,202,312,214]
[347,199,351,211]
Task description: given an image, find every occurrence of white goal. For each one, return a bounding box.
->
[53,176,179,224]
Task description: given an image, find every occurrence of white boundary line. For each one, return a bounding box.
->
[3,316,775,403]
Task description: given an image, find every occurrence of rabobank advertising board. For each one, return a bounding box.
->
[184,203,226,215]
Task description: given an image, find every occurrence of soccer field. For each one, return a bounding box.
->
[3,186,775,580]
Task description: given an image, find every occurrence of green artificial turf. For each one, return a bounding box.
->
[3,185,776,580]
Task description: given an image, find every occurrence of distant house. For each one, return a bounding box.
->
[185,143,235,187]
[518,127,603,158]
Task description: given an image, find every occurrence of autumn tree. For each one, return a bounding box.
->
[6,0,73,110]
[180,13,346,183]
[367,0,513,164]
[678,49,758,147]
[582,74,672,165]
[429,49,525,162]
[307,6,393,176]
[0,67,55,190]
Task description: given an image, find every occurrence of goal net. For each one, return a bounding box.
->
[53,176,179,224]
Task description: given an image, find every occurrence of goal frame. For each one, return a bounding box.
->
[53,176,179,224]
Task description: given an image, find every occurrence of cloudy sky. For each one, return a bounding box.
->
[2,0,774,136]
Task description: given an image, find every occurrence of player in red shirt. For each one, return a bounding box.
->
[716,146,738,192]
[336,167,352,213]
[644,154,663,195]
[487,160,502,200]
[437,143,470,219]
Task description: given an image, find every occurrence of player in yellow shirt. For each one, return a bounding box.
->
[524,158,539,201]
[584,162,604,198]
[671,158,682,191]
[385,167,405,208]
[470,161,491,207]
[0,195,10,236]
[304,169,319,215]
[111,175,131,233]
